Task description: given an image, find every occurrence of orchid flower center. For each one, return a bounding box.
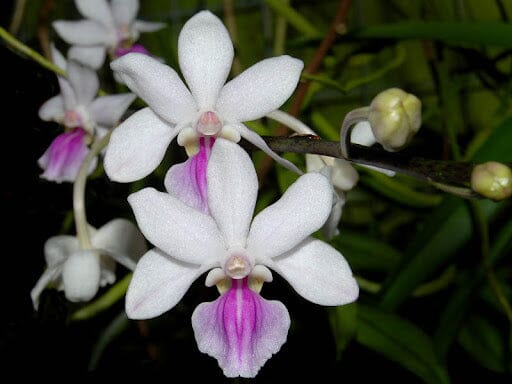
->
[225,254,252,279]
[117,24,131,41]
[196,111,222,136]
[64,110,83,128]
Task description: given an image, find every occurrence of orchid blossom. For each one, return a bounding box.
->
[53,0,165,69]
[126,139,358,377]
[38,46,135,183]
[31,219,146,309]
[104,11,303,183]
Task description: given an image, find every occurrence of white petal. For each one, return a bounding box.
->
[126,248,203,319]
[53,20,114,45]
[247,172,332,261]
[178,11,233,109]
[39,95,65,122]
[88,93,136,128]
[128,187,224,265]
[67,61,99,105]
[270,238,359,305]
[44,235,79,267]
[31,266,63,309]
[233,123,302,174]
[62,250,101,302]
[50,44,66,71]
[111,53,197,124]
[68,45,107,69]
[111,0,138,26]
[207,139,257,248]
[104,108,175,182]
[75,0,114,27]
[58,77,77,110]
[216,56,303,122]
[92,218,147,270]
[133,20,166,32]
[330,158,359,191]
[351,121,377,146]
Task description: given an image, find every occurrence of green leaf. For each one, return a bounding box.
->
[357,304,450,384]
[264,0,320,38]
[359,171,443,208]
[88,311,130,370]
[349,22,512,47]
[276,152,302,193]
[458,315,511,373]
[380,197,503,309]
[329,303,358,360]
[379,115,512,310]
[434,218,512,359]
[71,273,132,321]
[330,229,402,272]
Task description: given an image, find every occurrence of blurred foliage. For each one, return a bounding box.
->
[4,0,512,382]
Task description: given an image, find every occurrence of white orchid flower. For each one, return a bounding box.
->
[104,11,303,183]
[53,0,165,69]
[31,219,147,309]
[126,139,358,377]
[38,46,136,183]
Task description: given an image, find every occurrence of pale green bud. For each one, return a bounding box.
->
[471,161,512,201]
[368,88,422,152]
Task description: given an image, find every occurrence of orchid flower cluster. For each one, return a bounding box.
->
[30,4,431,378]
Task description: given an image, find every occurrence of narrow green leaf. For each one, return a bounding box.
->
[434,219,512,358]
[360,171,443,208]
[350,22,512,47]
[265,0,320,37]
[88,311,130,370]
[71,273,132,321]
[357,304,450,384]
[458,315,510,373]
[380,116,512,310]
[329,303,358,360]
[331,229,402,272]
[381,197,503,309]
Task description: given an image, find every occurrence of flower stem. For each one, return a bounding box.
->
[73,133,111,249]
[0,26,65,76]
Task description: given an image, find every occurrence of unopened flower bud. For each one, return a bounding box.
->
[368,88,421,152]
[471,161,512,201]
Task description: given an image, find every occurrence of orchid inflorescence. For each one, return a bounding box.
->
[24,0,508,379]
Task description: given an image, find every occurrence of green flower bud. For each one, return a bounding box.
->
[368,88,422,152]
[471,161,512,201]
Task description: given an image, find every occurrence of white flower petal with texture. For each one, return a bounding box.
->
[53,20,113,45]
[126,248,204,319]
[111,0,139,26]
[76,0,114,27]
[111,53,197,124]
[39,95,65,122]
[128,187,225,265]
[270,238,359,306]
[216,56,304,122]
[178,10,234,109]
[68,45,107,70]
[206,138,258,248]
[67,61,99,106]
[247,173,333,261]
[88,94,137,128]
[104,108,177,182]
